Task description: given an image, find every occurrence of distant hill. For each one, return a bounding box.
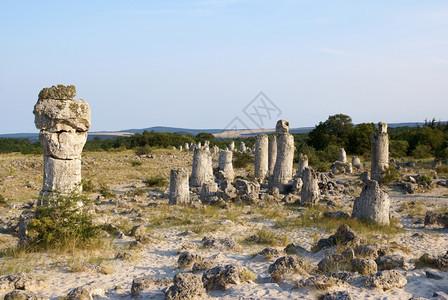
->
[0,122,432,141]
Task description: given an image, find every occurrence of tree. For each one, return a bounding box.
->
[348,123,376,155]
[307,114,354,150]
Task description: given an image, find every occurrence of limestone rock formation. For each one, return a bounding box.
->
[301,167,320,206]
[190,149,214,187]
[352,180,390,225]
[169,168,190,205]
[268,136,277,176]
[297,154,308,178]
[33,85,90,199]
[339,148,347,163]
[165,273,206,300]
[272,120,294,193]
[371,122,389,182]
[218,150,234,181]
[254,134,268,182]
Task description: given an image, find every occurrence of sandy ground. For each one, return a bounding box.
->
[0,150,448,299]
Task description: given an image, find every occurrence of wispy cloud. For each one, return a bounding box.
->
[320,48,350,56]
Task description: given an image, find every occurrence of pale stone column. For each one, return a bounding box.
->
[254,134,268,182]
[169,168,190,205]
[190,148,214,187]
[33,85,90,200]
[272,120,295,193]
[218,150,234,181]
[301,167,320,206]
[352,180,390,225]
[339,148,347,163]
[297,154,308,178]
[268,136,277,176]
[371,122,389,182]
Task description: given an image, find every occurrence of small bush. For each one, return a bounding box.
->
[143,175,168,188]
[233,152,253,168]
[98,183,114,198]
[436,165,448,175]
[418,175,432,186]
[0,194,7,207]
[130,160,143,167]
[134,145,153,156]
[81,179,95,192]
[382,165,400,184]
[28,193,100,250]
[412,144,432,159]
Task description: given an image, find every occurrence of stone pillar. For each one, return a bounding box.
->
[297,154,308,178]
[184,143,189,151]
[301,167,320,206]
[371,122,389,182]
[352,180,390,225]
[178,146,183,151]
[169,168,190,205]
[33,85,90,200]
[272,120,295,193]
[229,141,235,151]
[218,150,234,181]
[190,148,214,187]
[339,148,347,163]
[352,156,361,167]
[254,134,268,182]
[268,136,277,176]
[240,142,246,153]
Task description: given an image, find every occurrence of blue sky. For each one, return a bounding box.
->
[1,0,447,134]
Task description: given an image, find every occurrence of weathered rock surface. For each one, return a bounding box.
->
[202,265,254,291]
[371,122,389,182]
[297,154,308,178]
[268,256,306,282]
[178,251,204,269]
[354,244,389,260]
[301,167,320,206]
[268,136,277,176]
[316,224,359,251]
[0,273,40,290]
[190,149,214,188]
[365,270,407,290]
[39,131,87,159]
[254,134,268,182]
[235,179,260,203]
[272,120,294,193]
[218,150,234,181]
[165,273,206,300]
[425,211,448,228]
[4,290,48,300]
[375,255,407,271]
[351,258,377,275]
[169,168,190,205]
[352,180,390,225]
[131,277,172,297]
[323,290,352,300]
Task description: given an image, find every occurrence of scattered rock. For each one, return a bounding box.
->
[354,244,388,260]
[296,275,340,290]
[323,290,352,300]
[424,211,448,228]
[165,273,206,300]
[426,270,443,280]
[4,290,48,300]
[268,256,306,282]
[365,270,407,290]
[351,258,378,275]
[258,247,281,259]
[0,273,40,290]
[202,265,255,291]
[375,255,407,271]
[318,249,354,273]
[178,252,204,269]
[131,277,172,297]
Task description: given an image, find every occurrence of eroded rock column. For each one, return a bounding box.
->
[218,150,234,181]
[169,168,190,205]
[190,148,214,187]
[371,122,389,182]
[301,167,320,206]
[352,180,390,225]
[340,148,347,163]
[272,120,295,193]
[254,134,268,182]
[297,154,308,178]
[33,85,90,199]
[268,136,277,176]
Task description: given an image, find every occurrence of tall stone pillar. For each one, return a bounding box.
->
[254,134,268,182]
[218,150,234,181]
[339,148,347,163]
[33,85,90,200]
[190,148,214,187]
[297,154,308,178]
[371,122,389,182]
[268,136,277,176]
[169,168,190,205]
[272,120,295,193]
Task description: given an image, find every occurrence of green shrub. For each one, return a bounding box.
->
[143,175,168,187]
[134,145,153,156]
[28,193,100,250]
[390,140,409,158]
[412,144,432,158]
[418,175,432,186]
[98,183,114,198]
[382,165,400,184]
[233,152,253,168]
[130,160,143,167]
[81,179,95,192]
[0,194,7,206]
[436,165,448,174]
